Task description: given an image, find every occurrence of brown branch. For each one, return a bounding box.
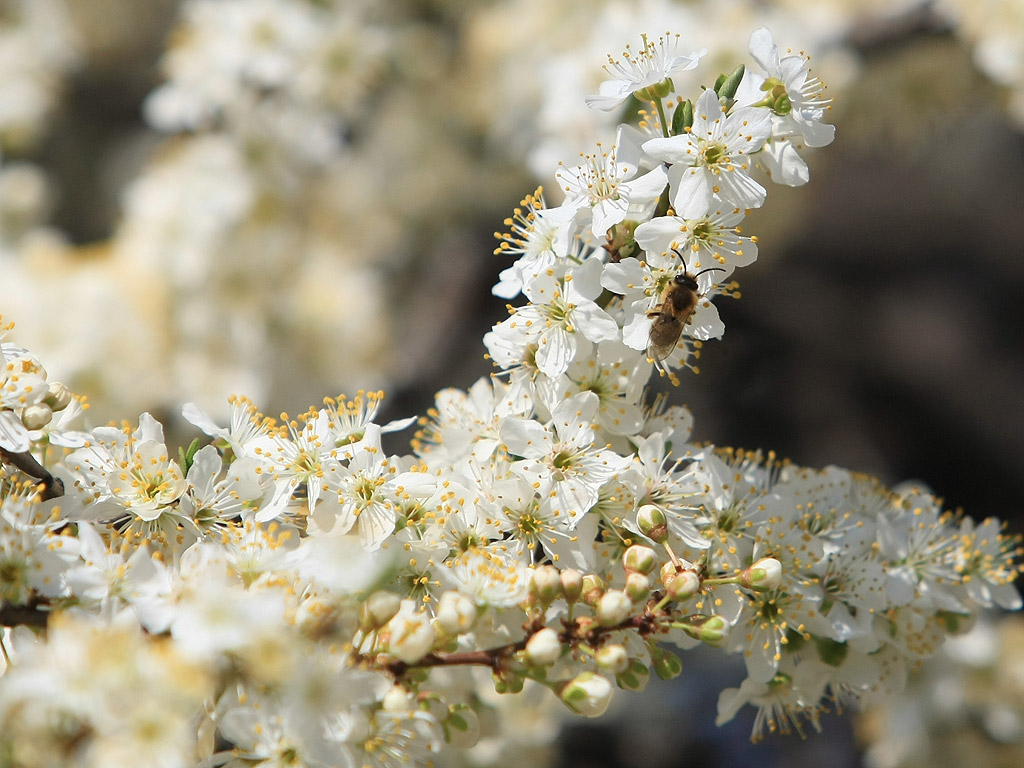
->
[0,600,51,630]
[0,447,64,500]
[374,604,672,680]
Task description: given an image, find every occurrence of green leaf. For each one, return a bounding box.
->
[715,65,746,100]
[178,438,202,474]
[671,98,693,136]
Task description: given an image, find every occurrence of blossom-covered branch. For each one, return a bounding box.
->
[0,26,1020,768]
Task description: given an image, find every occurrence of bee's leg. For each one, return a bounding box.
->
[646,304,664,318]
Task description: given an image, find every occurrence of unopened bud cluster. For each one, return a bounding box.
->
[0,332,80,454]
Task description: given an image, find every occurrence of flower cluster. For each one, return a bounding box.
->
[0,27,1020,768]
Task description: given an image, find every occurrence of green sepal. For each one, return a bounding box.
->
[937,610,975,635]
[405,667,430,685]
[604,220,640,263]
[492,668,525,694]
[615,659,650,691]
[446,710,470,732]
[635,78,674,102]
[783,627,807,653]
[813,636,849,668]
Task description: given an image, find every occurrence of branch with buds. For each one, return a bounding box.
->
[0,24,1020,768]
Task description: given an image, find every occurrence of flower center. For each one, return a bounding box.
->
[552,450,575,470]
[701,142,726,167]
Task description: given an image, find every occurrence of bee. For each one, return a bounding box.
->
[646,256,724,365]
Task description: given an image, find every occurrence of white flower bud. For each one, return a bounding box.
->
[196,715,215,763]
[560,671,613,717]
[44,381,72,412]
[561,569,584,603]
[434,591,478,635]
[741,557,783,591]
[530,564,563,604]
[595,644,629,674]
[385,600,436,664]
[382,685,414,712]
[360,591,402,631]
[524,627,562,667]
[596,590,632,627]
[21,403,52,431]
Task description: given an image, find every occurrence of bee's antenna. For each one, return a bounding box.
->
[693,266,726,278]
[670,247,726,280]
[669,247,688,270]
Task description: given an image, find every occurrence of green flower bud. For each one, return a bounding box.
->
[636,505,668,544]
[623,544,657,575]
[624,571,651,603]
[615,659,650,692]
[693,615,729,647]
[492,668,525,695]
[581,573,605,607]
[651,645,683,680]
[665,569,700,601]
[740,557,782,592]
[671,98,693,136]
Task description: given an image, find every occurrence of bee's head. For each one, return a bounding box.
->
[674,271,698,289]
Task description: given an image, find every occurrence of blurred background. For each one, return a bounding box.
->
[1,0,1023,765]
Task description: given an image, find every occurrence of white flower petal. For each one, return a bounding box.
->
[748,27,780,75]
[536,326,577,377]
[671,166,713,219]
[499,417,551,459]
[0,410,29,452]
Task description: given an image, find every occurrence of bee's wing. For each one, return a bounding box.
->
[646,314,683,362]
